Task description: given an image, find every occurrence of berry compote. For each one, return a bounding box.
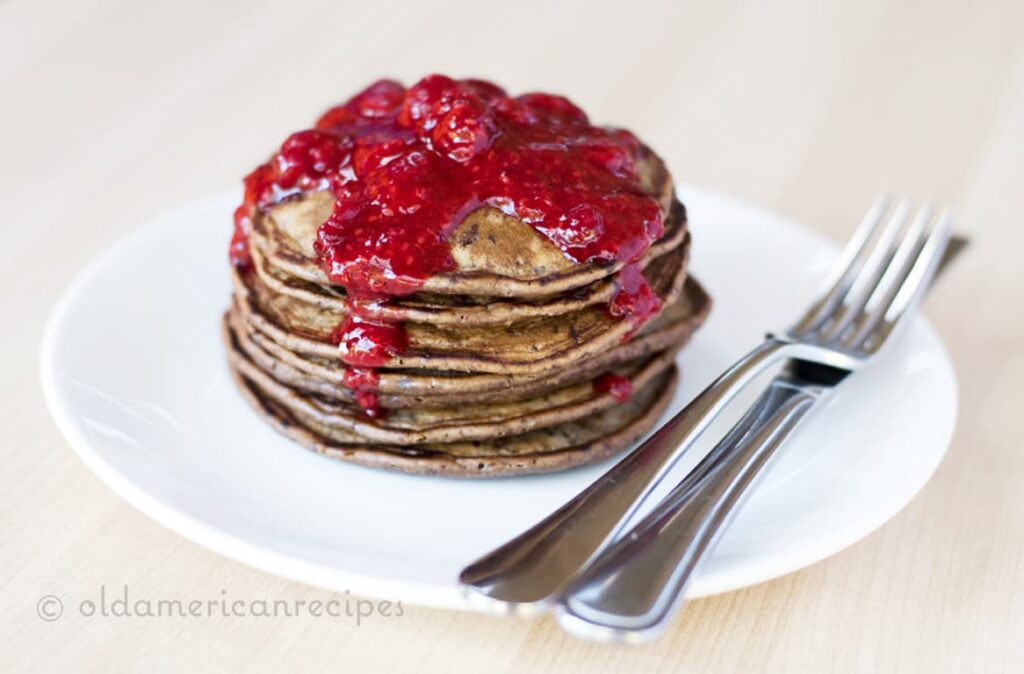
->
[232,76,667,418]
[593,372,633,402]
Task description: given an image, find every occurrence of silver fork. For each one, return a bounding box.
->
[460,196,953,621]
[553,200,954,640]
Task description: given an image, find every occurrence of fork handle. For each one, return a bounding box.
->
[460,337,800,612]
[555,375,826,642]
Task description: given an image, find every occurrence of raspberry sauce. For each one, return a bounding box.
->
[593,372,633,402]
[341,366,384,418]
[232,76,667,416]
[608,262,663,338]
[332,317,406,418]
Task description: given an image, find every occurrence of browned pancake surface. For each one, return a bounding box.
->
[229,359,678,477]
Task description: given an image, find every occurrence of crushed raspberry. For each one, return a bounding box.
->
[608,263,663,336]
[343,367,384,418]
[594,372,633,402]
[233,75,669,418]
[330,316,409,368]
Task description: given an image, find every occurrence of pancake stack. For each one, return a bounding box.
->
[224,76,711,477]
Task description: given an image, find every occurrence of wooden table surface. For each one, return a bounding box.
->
[3,0,1022,671]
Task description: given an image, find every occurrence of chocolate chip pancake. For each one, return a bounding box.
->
[225,277,710,409]
[224,316,679,445]
[246,147,683,299]
[247,198,688,327]
[223,75,711,476]
[229,357,679,477]
[231,235,690,375]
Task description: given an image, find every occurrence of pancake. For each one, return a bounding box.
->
[222,75,711,476]
[224,314,678,444]
[226,277,710,408]
[248,148,683,299]
[248,199,688,327]
[232,241,690,376]
[230,358,678,477]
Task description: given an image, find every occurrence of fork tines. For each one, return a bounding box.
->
[790,196,953,357]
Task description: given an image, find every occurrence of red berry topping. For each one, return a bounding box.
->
[351,79,405,119]
[351,135,410,180]
[236,75,664,294]
[233,76,673,417]
[429,99,494,162]
[342,366,380,390]
[331,316,409,368]
[355,390,384,418]
[342,366,385,418]
[316,79,408,131]
[229,205,253,268]
[609,263,663,336]
[397,74,460,130]
[461,79,508,102]
[275,130,344,190]
[516,93,588,125]
[593,372,633,402]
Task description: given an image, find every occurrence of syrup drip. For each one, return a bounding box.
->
[593,372,633,402]
[342,366,384,418]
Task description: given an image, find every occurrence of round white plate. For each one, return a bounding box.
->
[40,186,957,609]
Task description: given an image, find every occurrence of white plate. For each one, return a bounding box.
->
[40,186,957,609]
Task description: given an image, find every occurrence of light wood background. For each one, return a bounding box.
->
[2,0,1022,671]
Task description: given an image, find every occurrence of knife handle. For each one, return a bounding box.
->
[556,375,826,642]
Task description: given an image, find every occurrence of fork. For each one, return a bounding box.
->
[460,196,953,622]
[552,200,954,640]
